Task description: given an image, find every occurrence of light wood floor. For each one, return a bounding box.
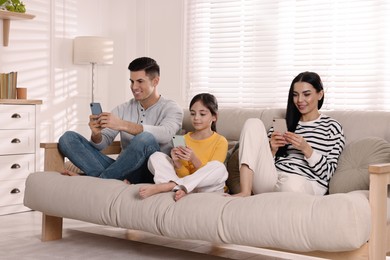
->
[0,210,331,260]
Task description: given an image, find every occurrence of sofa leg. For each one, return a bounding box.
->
[41,213,63,241]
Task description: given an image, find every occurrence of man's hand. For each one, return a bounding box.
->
[89,114,102,134]
[98,112,122,130]
[98,112,143,135]
[89,114,103,143]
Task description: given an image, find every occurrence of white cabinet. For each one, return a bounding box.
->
[0,100,41,215]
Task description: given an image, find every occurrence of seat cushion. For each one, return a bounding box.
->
[24,172,371,252]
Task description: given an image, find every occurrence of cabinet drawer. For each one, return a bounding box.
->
[0,129,35,154]
[0,104,35,129]
[0,154,35,181]
[0,179,25,207]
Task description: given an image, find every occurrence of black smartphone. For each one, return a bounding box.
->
[90,102,102,115]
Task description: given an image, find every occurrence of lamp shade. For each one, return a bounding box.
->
[73,36,114,65]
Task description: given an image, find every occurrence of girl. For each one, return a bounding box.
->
[139,93,228,201]
[234,72,345,197]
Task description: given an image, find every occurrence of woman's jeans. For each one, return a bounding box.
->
[58,131,159,183]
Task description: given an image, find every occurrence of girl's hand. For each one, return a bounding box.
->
[170,147,183,168]
[175,146,194,161]
[270,131,287,155]
[283,132,313,158]
[171,147,181,160]
[171,146,202,169]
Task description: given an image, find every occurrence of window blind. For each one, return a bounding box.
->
[184,0,390,110]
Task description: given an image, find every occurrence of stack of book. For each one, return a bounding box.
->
[0,72,18,99]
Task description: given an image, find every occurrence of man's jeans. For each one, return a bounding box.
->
[58,131,159,183]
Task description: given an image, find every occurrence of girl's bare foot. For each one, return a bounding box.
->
[123,179,131,185]
[61,169,80,176]
[174,189,187,201]
[139,182,176,199]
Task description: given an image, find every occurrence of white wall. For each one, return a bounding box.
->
[106,0,186,110]
[0,0,185,170]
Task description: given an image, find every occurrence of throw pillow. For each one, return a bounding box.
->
[224,141,239,165]
[329,137,390,194]
[226,148,240,194]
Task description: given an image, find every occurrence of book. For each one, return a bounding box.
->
[0,71,17,99]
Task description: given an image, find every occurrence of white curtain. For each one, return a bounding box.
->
[184,0,390,110]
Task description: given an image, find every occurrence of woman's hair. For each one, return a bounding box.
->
[189,93,219,132]
[277,71,324,157]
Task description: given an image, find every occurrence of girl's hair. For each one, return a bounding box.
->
[189,93,219,132]
[276,71,324,157]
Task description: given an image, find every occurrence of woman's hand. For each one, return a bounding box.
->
[283,132,313,158]
[270,131,287,156]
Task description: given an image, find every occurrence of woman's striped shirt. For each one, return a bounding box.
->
[270,114,345,189]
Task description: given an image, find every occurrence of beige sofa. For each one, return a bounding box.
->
[24,108,390,260]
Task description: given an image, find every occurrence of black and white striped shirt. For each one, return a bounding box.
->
[271,114,345,189]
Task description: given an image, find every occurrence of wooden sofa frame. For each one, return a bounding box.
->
[39,142,390,260]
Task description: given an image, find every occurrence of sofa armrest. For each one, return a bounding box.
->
[40,141,122,172]
[368,163,390,260]
[38,141,122,242]
[40,143,65,172]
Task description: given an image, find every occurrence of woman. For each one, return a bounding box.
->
[235,72,345,197]
[139,93,228,201]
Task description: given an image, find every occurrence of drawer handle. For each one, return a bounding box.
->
[11,113,21,119]
[11,163,21,169]
[11,138,21,143]
[11,188,20,194]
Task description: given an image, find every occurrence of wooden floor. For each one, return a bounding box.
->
[0,210,331,260]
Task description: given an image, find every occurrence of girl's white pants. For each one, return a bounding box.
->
[148,152,228,194]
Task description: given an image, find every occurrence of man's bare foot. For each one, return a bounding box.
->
[123,179,131,185]
[61,169,80,176]
[174,189,187,201]
[139,182,176,199]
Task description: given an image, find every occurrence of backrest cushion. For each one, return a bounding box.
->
[329,137,390,194]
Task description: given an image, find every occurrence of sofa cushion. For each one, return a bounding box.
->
[226,149,240,194]
[24,172,371,252]
[220,191,370,252]
[329,137,390,194]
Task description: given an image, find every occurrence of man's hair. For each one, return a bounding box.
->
[128,57,160,79]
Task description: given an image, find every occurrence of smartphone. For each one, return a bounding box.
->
[172,135,186,147]
[273,118,287,134]
[90,102,102,115]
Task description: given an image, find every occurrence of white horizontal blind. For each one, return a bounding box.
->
[184,0,390,110]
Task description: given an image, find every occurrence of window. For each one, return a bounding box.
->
[184,0,390,110]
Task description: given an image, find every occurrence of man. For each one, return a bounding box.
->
[58,57,183,183]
